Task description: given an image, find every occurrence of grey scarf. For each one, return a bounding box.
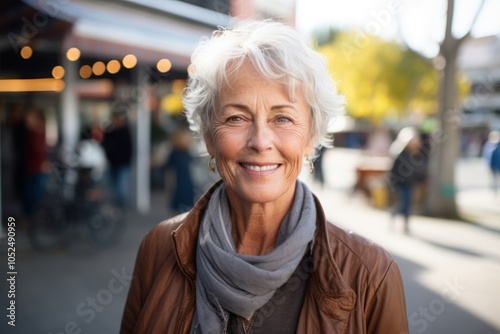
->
[191,180,317,334]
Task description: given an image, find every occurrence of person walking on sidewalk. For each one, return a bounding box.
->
[489,141,500,194]
[482,130,500,194]
[121,20,408,334]
[388,127,426,233]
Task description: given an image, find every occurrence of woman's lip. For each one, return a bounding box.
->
[239,163,280,172]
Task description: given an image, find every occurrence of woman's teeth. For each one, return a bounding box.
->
[241,164,278,171]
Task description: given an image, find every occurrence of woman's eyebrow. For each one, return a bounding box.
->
[271,104,298,112]
[221,103,250,111]
[221,103,298,112]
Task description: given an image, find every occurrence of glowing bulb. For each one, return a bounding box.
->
[107,60,121,74]
[80,65,92,79]
[66,47,81,61]
[20,46,33,59]
[52,65,65,79]
[157,58,172,73]
[92,61,106,76]
[122,54,137,69]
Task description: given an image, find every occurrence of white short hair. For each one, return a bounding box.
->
[183,19,344,158]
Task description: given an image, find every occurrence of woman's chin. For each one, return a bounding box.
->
[228,182,295,206]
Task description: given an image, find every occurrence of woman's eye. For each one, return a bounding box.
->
[276,116,291,123]
[227,116,242,123]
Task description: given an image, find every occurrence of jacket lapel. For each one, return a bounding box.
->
[296,195,356,333]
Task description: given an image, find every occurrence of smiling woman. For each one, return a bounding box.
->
[120,20,409,334]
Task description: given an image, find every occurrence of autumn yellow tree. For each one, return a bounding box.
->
[318,31,439,123]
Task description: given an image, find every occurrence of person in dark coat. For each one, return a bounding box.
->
[388,127,425,233]
[164,128,195,214]
[102,112,133,209]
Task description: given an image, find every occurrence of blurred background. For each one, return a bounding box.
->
[0,0,499,333]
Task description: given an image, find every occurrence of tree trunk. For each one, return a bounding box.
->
[426,41,461,218]
[409,0,484,218]
[425,0,462,219]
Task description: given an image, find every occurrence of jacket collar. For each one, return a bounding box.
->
[171,180,224,280]
[171,181,356,317]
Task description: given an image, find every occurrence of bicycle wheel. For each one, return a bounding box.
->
[28,197,71,252]
[85,202,125,246]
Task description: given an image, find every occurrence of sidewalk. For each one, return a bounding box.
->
[458,188,500,229]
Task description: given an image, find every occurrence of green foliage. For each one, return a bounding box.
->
[318,30,441,122]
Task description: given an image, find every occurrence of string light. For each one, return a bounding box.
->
[92,61,106,76]
[20,46,33,59]
[66,47,81,61]
[122,54,137,69]
[52,65,65,79]
[157,58,172,73]
[107,60,121,74]
[80,65,92,79]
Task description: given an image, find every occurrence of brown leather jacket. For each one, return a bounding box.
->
[121,183,408,333]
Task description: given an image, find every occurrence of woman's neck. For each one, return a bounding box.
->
[226,188,295,256]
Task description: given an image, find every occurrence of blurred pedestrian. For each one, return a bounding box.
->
[23,108,49,216]
[102,112,133,209]
[388,127,425,233]
[77,126,107,194]
[164,128,195,214]
[483,131,500,193]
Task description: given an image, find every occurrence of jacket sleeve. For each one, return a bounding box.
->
[366,260,409,334]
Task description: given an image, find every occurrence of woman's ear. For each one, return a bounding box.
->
[204,133,215,156]
[304,138,315,158]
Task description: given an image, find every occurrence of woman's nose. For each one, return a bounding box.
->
[246,122,273,153]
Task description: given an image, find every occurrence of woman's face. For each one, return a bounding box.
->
[206,62,313,205]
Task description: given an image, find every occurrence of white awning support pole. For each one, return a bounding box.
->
[134,64,151,214]
[61,56,80,165]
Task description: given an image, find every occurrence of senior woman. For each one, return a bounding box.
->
[121,20,408,334]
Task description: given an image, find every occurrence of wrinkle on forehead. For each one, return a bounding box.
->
[221,60,302,105]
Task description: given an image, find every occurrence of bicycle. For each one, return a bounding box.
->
[28,163,125,252]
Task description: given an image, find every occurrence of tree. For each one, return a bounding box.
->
[318,31,438,123]
[425,0,485,218]
[316,1,475,219]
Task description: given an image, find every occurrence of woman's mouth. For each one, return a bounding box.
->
[240,163,279,172]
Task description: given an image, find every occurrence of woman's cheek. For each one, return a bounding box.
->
[277,126,311,151]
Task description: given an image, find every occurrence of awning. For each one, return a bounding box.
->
[22,0,231,69]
